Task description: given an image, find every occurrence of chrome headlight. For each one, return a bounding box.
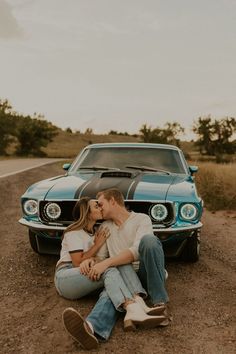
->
[180,203,197,220]
[23,199,38,215]
[45,202,61,220]
[150,204,168,221]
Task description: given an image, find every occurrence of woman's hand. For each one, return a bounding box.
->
[80,258,96,275]
[94,226,110,248]
[88,259,110,281]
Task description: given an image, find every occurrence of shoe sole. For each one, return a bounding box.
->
[124,315,167,331]
[62,307,98,350]
[147,306,166,316]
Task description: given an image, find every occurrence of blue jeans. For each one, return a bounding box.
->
[86,234,169,341]
[54,264,104,300]
[102,265,147,311]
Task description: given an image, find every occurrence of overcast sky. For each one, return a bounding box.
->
[0,0,235,139]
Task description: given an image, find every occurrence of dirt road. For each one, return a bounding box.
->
[0,158,64,178]
[0,163,235,354]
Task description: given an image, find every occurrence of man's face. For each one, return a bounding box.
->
[97,195,113,219]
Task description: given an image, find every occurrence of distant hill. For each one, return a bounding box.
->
[42,131,199,159]
[42,131,140,158]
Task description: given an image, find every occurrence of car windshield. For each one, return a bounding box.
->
[71,147,187,174]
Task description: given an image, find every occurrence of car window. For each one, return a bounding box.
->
[71,147,186,174]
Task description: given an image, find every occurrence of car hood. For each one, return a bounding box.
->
[23,174,89,200]
[24,171,198,202]
[132,174,199,201]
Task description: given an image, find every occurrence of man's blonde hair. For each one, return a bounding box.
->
[96,188,125,206]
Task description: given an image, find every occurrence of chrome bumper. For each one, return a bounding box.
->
[19,218,202,233]
[19,218,67,231]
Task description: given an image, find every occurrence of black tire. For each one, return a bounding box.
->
[28,230,40,254]
[181,231,201,262]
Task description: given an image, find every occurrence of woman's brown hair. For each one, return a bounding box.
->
[63,197,91,236]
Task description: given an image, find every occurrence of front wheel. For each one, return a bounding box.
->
[181,230,201,262]
[28,230,40,254]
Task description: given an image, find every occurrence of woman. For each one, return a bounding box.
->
[54,197,109,299]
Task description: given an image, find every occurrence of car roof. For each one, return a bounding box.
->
[85,143,181,151]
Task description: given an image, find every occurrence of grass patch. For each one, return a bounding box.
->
[194,161,236,210]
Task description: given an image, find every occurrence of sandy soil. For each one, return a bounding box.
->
[0,163,235,354]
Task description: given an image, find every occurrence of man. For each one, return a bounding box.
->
[62,188,169,350]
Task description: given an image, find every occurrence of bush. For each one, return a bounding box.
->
[194,162,236,210]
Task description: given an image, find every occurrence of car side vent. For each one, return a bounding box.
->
[101,171,134,178]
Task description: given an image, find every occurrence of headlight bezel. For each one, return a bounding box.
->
[23,199,38,216]
[44,202,61,220]
[150,203,168,222]
[180,203,198,221]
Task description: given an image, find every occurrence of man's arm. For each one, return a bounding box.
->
[88,249,134,280]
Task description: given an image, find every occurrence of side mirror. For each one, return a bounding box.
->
[63,163,71,171]
[189,165,198,175]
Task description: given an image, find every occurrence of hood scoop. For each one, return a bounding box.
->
[101,171,138,178]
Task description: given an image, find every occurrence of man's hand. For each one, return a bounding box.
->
[88,260,110,281]
[80,258,96,275]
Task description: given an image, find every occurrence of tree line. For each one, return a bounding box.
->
[139,117,236,159]
[1,99,235,159]
[0,99,58,156]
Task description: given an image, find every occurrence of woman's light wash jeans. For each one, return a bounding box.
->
[54,263,146,303]
[86,234,169,341]
[54,265,104,300]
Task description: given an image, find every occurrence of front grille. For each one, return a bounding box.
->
[39,200,175,226]
[125,201,174,226]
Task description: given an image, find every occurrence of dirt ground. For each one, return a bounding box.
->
[0,163,235,354]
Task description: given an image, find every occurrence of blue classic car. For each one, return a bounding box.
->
[19,143,203,262]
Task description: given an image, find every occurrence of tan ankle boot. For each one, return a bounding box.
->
[135,295,166,315]
[123,302,166,331]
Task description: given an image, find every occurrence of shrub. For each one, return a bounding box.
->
[194,162,236,210]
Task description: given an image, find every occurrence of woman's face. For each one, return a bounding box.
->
[88,200,102,221]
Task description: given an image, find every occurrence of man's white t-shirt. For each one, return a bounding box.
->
[97,211,153,261]
[56,229,94,267]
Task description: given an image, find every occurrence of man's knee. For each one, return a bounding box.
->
[139,234,162,253]
[103,267,119,278]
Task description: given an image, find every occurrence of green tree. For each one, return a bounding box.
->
[192,116,214,155]
[65,127,73,133]
[84,128,93,135]
[139,122,184,146]
[212,117,236,155]
[139,124,155,142]
[15,114,58,156]
[0,99,17,155]
[161,122,185,146]
[193,116,236,157]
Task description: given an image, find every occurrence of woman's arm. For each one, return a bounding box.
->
[70,227,110,267]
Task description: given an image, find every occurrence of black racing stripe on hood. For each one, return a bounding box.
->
[74,172,142,200]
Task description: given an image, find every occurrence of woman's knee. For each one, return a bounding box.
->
[55,281,81,300]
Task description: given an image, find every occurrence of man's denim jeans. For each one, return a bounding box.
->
[103,265,147,311]
[86,234,169,340]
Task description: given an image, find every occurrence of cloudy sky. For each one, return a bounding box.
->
[0,0,235,139]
